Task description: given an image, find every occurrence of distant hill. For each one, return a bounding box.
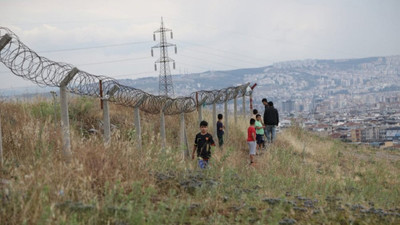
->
[3,56,400,106]
[0,85,57,98]
[119,55,400,101]
[118,66,268,96]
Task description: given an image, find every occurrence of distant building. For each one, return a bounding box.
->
[351,127,382,143]
[351,129,362,142]
[363,127,380,142]
[386,127,400,141]
[347,126,400,143]
[282,100,295,114]
[310,97,324,114]
[298,104,304,112]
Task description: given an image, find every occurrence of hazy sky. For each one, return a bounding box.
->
[0,0,399,90]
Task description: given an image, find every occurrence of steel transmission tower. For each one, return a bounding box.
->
[151,17,177,97]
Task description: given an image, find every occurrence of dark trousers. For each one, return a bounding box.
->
[217,135,224,147]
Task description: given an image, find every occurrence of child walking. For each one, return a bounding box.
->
[247,118,257,165]
[255,114,265,153]
[216,114,225,148]
[192,120,216,169]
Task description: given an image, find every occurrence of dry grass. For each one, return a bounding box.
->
[0,97,400,224]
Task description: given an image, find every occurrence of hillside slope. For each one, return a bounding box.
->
[0,97,400,224]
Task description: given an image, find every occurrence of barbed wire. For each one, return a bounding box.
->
[0,27,251,115]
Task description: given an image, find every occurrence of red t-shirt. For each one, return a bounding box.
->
[247,126,256,142]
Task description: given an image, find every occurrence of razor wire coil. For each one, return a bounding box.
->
[0,27,251,115]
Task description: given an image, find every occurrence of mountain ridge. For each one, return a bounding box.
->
[2,56,399,104]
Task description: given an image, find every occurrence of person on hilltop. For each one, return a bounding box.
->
[262,98,268,110]
[192,120,216,169]
[263,101,279,143]
[216,114,225,149]
[255,114,265,153]
[247,118,257,165]
[261,98,268,148]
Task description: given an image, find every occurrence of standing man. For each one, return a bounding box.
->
[262,98,268,110]
[263,101,279,143]
[261,98,268,148]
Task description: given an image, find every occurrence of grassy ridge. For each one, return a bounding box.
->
[0,97,400,224]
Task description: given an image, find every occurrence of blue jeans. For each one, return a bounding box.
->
[264,125,276,143]
[198,158,209,169]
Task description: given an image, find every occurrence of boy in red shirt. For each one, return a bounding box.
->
[247,118,257,165]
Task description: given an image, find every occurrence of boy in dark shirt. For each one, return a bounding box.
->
[216,114,224,148]
[192,120,216,169]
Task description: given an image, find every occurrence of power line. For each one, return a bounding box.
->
[1,53,251,76]
[112,71,155,79]
[2,17,146,26]
[177,62,211,71]
[178,47,266,68]
[5,18,356,72]
[38,41,152,53]
[76,56,150,67]
[0,70,155,79]
[166,16,363,59]
[6,15,373,60]
[178,53,241,70]
[1,57,151,72]
[176,40,273,65]
[2,17,364,77]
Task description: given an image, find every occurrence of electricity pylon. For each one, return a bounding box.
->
[151,17,177,97]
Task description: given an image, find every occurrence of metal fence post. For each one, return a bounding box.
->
[180,113,189,159]
[0,112,3,168]
[242,94,246,117]
[60,67,78,162]
[198,104,202,125]
[103,99,111,145]
[102,85,119,146]
[160,110,166,151]
[224,100,228,139]
[234,97,237,124]
[250,92,253,116]
[213,102,217,136]
[50,91,58,128]
[184,123,189,156]
[133,96,146,151]
[134,107,142,150]
[197,96,208,127]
